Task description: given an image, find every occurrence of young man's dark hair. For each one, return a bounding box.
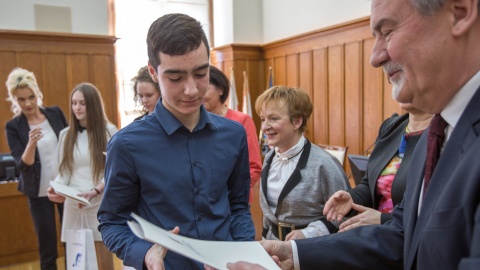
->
[147,13,210,69]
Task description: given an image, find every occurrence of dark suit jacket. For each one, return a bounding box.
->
[350,113,422,224]
[5,106,68,197]
[295,85,480,270]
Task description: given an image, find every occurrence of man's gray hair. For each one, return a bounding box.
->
[411,0,480,16]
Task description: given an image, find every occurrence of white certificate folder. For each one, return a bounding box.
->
[49,181,91,206]
[127,213,280,270]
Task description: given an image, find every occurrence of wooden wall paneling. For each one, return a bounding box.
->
[344,41,363,156]
[362,38,384,152]
[234,59,247,111]
[63,53,92,121]
[43,53,69,111]
[222,60,235,106]
[17,52,45,91]
[344,41,363,184]
[91,54,119,124]
[327,45,345,147]
[299,51,313,141]
[286,54,299,87]
[247,59,263,127]
[273,56,286,86]
[0,184,38,265]
[0,51,17,153]
[0,183,64,266]
[312,49,329,144]
[262,17,372,60]
[70,54,91,85]
[264,58,274,88]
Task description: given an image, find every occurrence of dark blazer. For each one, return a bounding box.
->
[5,106,68,197]
[350,113,422,224]
[295,86,480,270]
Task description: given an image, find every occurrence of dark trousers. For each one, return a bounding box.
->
[27,196,63,270]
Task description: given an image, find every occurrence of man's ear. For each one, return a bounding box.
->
[147,62,159,83]
[450,0,478,36]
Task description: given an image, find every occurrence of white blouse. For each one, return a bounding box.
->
[30,119,57,197]
[266,136,306,213]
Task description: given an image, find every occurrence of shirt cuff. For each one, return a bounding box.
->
[301,220,331,238]
[291,240,301,270]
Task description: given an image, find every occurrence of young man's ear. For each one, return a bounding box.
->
[450,0,478,36]
[147,62,159,83]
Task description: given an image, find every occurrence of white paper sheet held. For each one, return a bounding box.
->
[49,181,91,206]
[127,213,280,270]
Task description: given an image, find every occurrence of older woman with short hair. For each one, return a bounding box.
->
[256,85,350,241]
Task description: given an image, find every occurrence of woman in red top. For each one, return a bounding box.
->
[203,65,262,203]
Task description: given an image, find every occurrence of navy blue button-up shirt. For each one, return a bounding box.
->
[98,101,255,269]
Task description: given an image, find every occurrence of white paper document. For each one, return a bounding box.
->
[127,213,280,270]
[49,181,91,206]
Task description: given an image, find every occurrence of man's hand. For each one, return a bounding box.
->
[338,203,381,232]
[323,190,353,222]
[144,226,180,270]
[261,240,294,270]
[285,230,305,241]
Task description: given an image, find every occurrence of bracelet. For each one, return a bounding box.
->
[92,187,101,196]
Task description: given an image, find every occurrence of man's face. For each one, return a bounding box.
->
[370,0,454,113]
[149,42,210,120]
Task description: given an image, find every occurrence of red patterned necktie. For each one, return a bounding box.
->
[423,114,448,196]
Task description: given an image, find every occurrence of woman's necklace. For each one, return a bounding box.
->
[276,144,305,163]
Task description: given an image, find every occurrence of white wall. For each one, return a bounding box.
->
[213,0,371,47]
[213,0,234,46]
[115,0,210,127]
[262,0,371,43]
[0,0,109,35]
[233,0,262,44]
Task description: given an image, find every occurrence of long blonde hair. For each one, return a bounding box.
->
[59,83,109,184]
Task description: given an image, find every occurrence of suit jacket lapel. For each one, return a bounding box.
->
[42,107,63,138]
[261,150,275,201]
[17,114,30,146]
[406,85,480,269]
[404,131,427,269]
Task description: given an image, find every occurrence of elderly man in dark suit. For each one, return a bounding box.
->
[226,0,480,269]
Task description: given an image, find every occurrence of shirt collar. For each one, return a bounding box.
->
[441,70,480,129]
[154,98,216,135]
[275,135,306,160]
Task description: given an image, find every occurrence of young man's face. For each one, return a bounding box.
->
[149,42,210,120]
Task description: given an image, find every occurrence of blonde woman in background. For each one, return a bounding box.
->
[48,83,117,270]
[5,67,68,270]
